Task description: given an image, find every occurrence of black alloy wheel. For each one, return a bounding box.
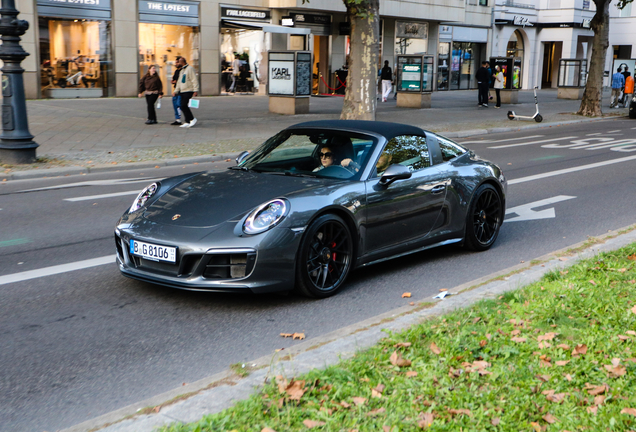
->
[296,214,353,298]
[464,184,503,251]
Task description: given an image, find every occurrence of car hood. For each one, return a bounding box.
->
[143,170,327,228]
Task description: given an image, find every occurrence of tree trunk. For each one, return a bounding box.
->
[340,1,380,120]
[577,0,610,117]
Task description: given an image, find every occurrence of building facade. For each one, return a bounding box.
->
[17,0,494,99]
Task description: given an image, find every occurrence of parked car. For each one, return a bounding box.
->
[115,120,507,298]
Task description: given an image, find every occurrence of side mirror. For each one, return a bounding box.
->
[378,164,412,187]
[236,151,249,165]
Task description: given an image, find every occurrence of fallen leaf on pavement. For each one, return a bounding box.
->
[280,333,293,338]
[621,408,636,417]
[402,292,412,298]
[303,420,326,428]
[429,342,441,355]
[292,333,305,340]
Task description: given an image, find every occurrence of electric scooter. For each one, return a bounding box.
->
[507,86,543,123]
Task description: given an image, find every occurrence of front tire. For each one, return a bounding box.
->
[464,184,503,251]
[507,111,515,120]
[296,214,354,298]
[535,114,543,123]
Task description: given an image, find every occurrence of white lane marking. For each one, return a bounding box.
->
[460,135,543,145]
[508,154,636,185]
[64,190,140,201]
[489,136,577,149]
[505,196,576,223]
[607,130,622,133]
[0,255,116,286]
[21,178,158,192]
[586,133,602,136]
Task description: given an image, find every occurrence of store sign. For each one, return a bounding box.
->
[396,22,428,39]
[281,17,294,26]
[38,0,107,5]
[582,19,591,28]
[513,16,533,27]
[269,61,295,95]
[221,6,270,21]
[290,13,331,25]
[140,1,197,15]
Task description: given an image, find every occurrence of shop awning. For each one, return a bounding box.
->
[222,20,311,35]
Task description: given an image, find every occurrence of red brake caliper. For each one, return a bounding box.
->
[330,242,337,270]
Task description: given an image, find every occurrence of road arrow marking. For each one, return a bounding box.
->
[489,136,577,149]
[505,195,576,223]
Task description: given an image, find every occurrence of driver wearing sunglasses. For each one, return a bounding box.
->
[313,145,360,173]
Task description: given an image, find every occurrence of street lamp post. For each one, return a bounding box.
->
[0,0,37,164]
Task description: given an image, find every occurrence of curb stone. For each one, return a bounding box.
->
[63,224,636,432]
[3,154,239,181]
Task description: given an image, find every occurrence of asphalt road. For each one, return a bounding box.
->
[1,118,636,431]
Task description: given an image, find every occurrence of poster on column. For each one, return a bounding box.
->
[269,61,295,95]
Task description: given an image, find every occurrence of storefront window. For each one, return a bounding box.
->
[507,30,524,57]
[39,17,111,97]
[450,42,484,90]
[437,42,450,90]
[395,21,428,56]
[138,23,200,96]
[220,28,267,94]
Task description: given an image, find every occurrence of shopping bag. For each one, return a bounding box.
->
[156,98,161,109]
[188,98,200,109]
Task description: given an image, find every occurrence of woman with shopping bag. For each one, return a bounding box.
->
[173,57,199,128]
[138,65,163,125]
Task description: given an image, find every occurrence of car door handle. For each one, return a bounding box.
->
[431,185,446,194]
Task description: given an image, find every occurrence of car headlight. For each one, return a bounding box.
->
[243,199,288,235]
[129,183,158,213]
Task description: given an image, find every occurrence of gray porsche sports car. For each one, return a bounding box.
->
[115,120,507,298]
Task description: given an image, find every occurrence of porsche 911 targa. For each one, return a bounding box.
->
[115,120,506,298]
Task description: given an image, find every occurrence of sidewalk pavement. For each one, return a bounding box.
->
[3,88,628,180]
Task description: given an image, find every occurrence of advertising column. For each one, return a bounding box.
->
[396,55,431,108]
[37,0,113,98]
[138,0,200,97]
[268,51,311,114]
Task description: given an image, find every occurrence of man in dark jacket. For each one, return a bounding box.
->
[475,61,490,107]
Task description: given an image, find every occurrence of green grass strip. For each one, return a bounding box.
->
[163,245,636,432]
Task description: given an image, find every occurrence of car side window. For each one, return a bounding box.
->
[437,136,467,162]
[374,135,430,177]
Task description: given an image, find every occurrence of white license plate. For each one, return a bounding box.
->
[129,239,177,263]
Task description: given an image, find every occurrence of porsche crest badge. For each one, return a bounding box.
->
[172,214,181,220]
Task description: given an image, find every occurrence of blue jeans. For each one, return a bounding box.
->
[172,94,182,120]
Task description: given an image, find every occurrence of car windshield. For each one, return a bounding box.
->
[238,130,378,180]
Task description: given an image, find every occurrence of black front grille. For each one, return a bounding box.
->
[115,236,124,260]
[203,253,256,279]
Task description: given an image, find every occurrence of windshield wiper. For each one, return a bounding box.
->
[228,166,251,171]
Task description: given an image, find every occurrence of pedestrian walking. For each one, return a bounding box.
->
[623,74,634,108]
[610,67,625,108]
[476,61,490,107]
[493,65,503,108]
[229,54,240,93]
[380,60,392,102]
[170,56,183,125]
[138,64,162,125]
[620,65,631,105]
[173,56,199,128]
